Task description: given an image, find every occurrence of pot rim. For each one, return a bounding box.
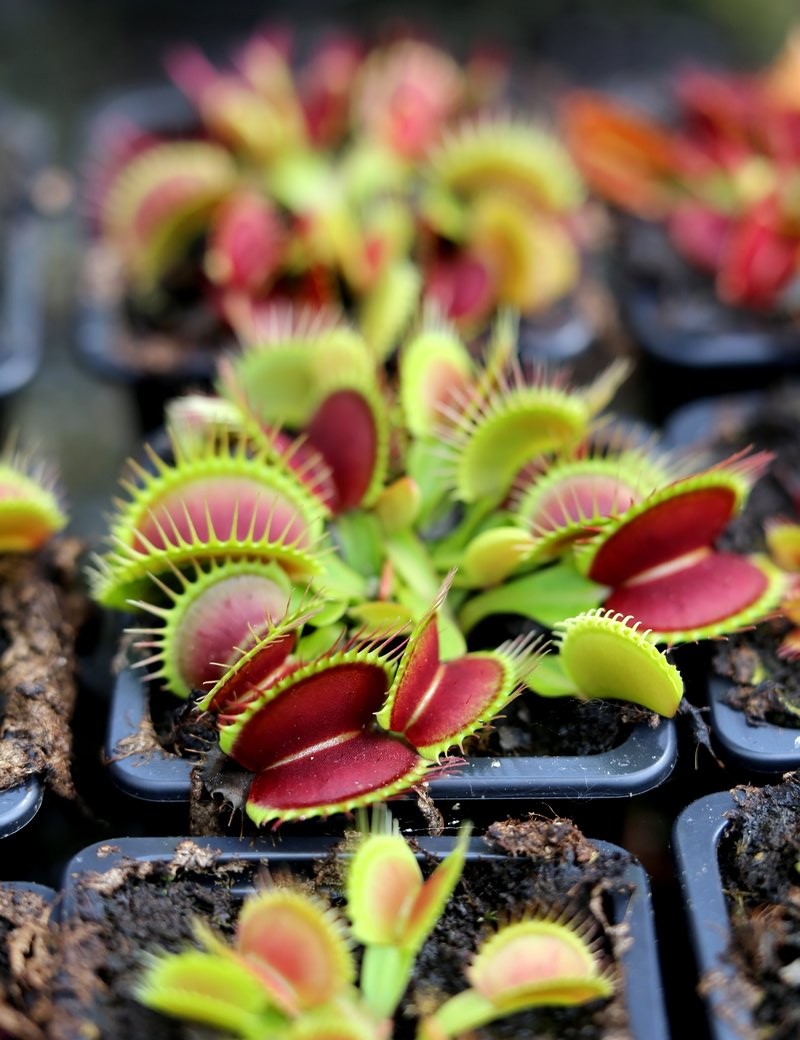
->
[105,664,678,804]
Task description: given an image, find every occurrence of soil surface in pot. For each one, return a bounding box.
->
[716,777,800,1040]
[0,538,90,802]
[699,385,800,727]
[0,885,56,1039]
[139,676,656,836]
[51,817,633,1040]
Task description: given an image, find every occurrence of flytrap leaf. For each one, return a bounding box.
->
[233,889,355,1013]
[205,188,287,293]
[352,39,464,160]
[398,320,474,439]
[213,639,429,826]
[346,825,470,953]
[560,92,678,219]
[528,610,684,717]
[220,314,389,511]
[90,430,326,608]
[346,824,471,1021]
[0,451,67,552]
[377,591,543,759]
[201,578,543,824]
[127,558,293,699]
[575,452,787,641]
[167,42,306,162]
[512,447,671,564]
[437,361,631,506]
[467,193,580,314]
[424,915,612,1038]
[136,950,278,1040]
[101,141,239,290]
[427,118,585,213]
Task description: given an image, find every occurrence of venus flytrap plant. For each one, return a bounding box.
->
[137,817,612,1038]
[346,818,472,1019]
[88,422,329,610]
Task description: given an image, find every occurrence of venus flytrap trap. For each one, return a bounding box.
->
[420,119,585,330]
[195,577,543,825]
[136,819,612,1038]
[0,445,68,551]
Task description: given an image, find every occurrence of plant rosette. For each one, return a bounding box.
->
[673,776,800,1040]
[0,448,83,839]
[78,26,593,433]
[51,813,666,1040]
[561,36,800,414]
[89,305,790,829]
[663,387,800,773]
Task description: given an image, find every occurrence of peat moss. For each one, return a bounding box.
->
[717,778,800,1040]
[51,820,634,1040]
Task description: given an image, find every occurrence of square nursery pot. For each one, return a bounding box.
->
[663,389,800,775]
[53,825,667,1039]
[672,780,800,1040]
[615,219,800,422]
[104,664,678,811]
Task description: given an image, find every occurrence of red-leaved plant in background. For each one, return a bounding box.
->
[90,26,586,355]
[136,815,613,1038]
[561,31,800,313]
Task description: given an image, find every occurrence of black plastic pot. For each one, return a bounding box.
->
[672,790,751,1040]
[0,776,44,840]
[105,665,678,807]
[663,391,800,775]
[616,222,800,422]
[705,677,800,774]
[58,832,668,1040]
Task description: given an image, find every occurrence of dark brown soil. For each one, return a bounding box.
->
[0,539,88,799]
[0,885,56,1040]
[716,777,800,1040]
[50,817,633,1040]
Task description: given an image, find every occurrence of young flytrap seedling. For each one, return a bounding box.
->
[561,31,800,313]
[89,301,790,824]
[93,27,587,354]
[136,816,613,1038]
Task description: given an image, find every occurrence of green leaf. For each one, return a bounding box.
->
[458,562,606,634]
